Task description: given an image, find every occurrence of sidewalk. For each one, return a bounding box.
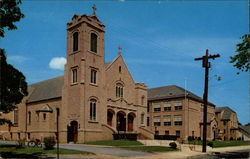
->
[54,144,250,159]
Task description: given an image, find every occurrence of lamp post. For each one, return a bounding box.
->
[56,108,60,159]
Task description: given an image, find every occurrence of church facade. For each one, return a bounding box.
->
[0,8,149,143]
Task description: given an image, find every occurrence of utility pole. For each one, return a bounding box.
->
[194,49,220,152]
[56,108,60,159]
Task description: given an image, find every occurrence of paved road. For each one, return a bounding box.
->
[59,144,152,157]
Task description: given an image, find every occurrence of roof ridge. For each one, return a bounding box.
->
[29,75,64,86]
[148,85,177,90]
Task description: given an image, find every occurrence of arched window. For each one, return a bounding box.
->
[28,111,31,125]
[119,66,122,73]
[116,83,123,98]
[141,113,145,125]
[90,33,97,53]
[141,96,145,106]
[73,32,79,52]
[90,99,97,121]
[90,69,97,84]
[43,113,46,120]
[13,109,18,126]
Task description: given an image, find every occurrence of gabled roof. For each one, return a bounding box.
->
[36,104,53,112]
[27,76,64,103]
[148,85,215,106]
[238,125,250,138]
[215,106,236,120]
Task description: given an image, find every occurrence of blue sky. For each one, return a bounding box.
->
[1,0,249,124]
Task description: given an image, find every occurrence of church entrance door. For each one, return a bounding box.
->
[117,111,126,132]
[128,113,135,132]
[107,109,114,126]
[67,120,78,143]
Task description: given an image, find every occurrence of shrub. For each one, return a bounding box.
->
[44,136,56,150]
[207,141,213,148]
[230,137,234,141]
[197,137,201,141]
[188,136,195,141]
[169,142,177,149]
[16,139,25,149]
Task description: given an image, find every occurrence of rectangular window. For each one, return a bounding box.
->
[163,115,171,126]
[91,69,97,84]
[165,130,169,135]
[176,130,181,137]
[174,115,182,126]
[13,109,18,126]
[154,107,161,112]
[147,117,150,126]
[153,116,161,126]
[175,106,183,110]
[154,122,161,126]
[147,103,150,112]
[153,102,161,112]
[174,121,182,126]
[155,131,159,135]
[164,107,171,111]
[164,122,171,126]
[72,68,77,83]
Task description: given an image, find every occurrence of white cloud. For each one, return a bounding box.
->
[8,55,28,63]
[49,57,66,70]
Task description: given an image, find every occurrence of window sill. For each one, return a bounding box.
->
[71,82,78,86]
[88,120,98,124]
[90,83,98,87]
[87,50,102,57]
[71,50,81,55]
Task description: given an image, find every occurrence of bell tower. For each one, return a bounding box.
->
[61,5,106,143]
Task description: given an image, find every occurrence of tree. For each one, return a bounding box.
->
[0,0,27,125]
[230,34,250,72]
[0,49,28,125]
[0,0,25,37]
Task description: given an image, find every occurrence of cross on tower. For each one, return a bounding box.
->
[92,4,97,15]
[118,45,122,54]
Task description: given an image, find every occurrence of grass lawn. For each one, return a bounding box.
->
[121,146,177,152]
[212,140,250,148]
[85,140,177,153]
[85,140,143,147]
[188,140,250,148]
[0,146,94,155]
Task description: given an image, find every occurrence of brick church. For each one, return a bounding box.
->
[0,6,151,143]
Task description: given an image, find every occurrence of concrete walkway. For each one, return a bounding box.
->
[59,143,152,157]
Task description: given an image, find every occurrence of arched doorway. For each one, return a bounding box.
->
[117,111,126,132]
[67,120,78,143]
[107,109,115,126]
[128,112,136,132]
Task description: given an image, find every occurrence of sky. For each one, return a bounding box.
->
[1,0,249,124]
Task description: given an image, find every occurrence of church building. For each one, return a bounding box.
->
[0,6,150,143]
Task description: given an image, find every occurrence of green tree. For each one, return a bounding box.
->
[230,34,250,72]
[0,50,28,125]
[0,0,25,37]
[0,0,27,125]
